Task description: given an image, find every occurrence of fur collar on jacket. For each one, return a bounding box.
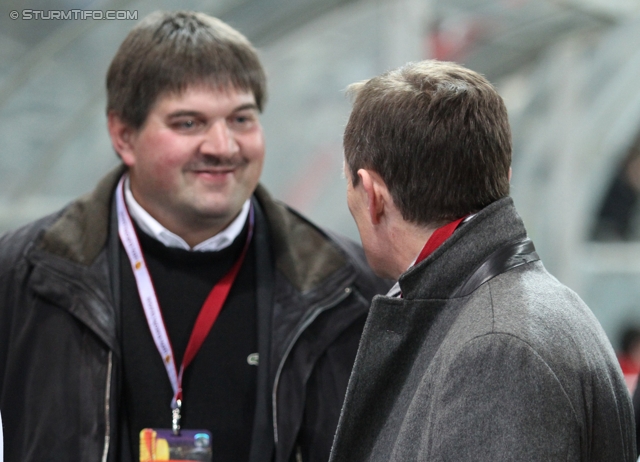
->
[37,165,349,293]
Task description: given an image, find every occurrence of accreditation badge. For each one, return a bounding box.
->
[139,428,212,462]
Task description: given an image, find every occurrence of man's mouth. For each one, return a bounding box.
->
[184,156,249,179]
[192,167,236,175]
[188,168,238,184]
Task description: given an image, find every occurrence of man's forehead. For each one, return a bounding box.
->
[152,84,257,110]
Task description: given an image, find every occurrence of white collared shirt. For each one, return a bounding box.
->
[124,176,250,252]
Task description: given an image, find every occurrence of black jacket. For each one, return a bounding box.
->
[0,167,387,462]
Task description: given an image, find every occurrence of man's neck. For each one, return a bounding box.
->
[384,221,437,280]
[124,178,249,251]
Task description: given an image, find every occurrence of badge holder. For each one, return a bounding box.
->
[139,428,212,462]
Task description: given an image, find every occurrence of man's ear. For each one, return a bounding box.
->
[107,112,137,166]
[358,169,390,225]
[508,167,512,183]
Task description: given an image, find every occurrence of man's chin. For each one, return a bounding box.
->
[190,200,247,223]
[180,187,254,224]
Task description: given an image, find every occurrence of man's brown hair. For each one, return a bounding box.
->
[106,11,267,129]
[344,60,511,226]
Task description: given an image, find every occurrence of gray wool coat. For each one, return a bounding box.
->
[330,197,636,461]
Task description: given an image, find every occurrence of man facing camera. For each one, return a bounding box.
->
[0,11,386,462]
[330,60,636,461]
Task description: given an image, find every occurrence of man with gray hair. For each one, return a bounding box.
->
[0,11,386,462]
[330,60,636,461]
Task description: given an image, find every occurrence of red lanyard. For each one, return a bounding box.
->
[415,216,466,266]
[116,177,254,434]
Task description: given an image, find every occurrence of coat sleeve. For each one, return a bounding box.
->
[419,333,581,461]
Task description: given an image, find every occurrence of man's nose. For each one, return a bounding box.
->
[201,119,239,155]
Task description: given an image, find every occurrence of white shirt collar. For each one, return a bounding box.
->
[123,175,250,252]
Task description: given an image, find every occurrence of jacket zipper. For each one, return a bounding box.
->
[29,258,116,461]
[101,351,113,462]
[271,286,353,444]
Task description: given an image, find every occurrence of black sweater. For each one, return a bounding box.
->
[119,219,257,461]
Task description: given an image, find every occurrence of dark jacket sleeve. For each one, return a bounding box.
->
[295,233,389,462]
[297,314,367,462]
[633,373,640,457]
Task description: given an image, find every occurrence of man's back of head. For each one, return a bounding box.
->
[332,60,636,462]
[344,60,512,227]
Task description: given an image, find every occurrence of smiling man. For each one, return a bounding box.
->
[0,11,386,462]
[109,87,264,246]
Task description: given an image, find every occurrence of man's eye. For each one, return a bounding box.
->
[229,113,257,129]
[170,118,200,130]
[231,115,250,124]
